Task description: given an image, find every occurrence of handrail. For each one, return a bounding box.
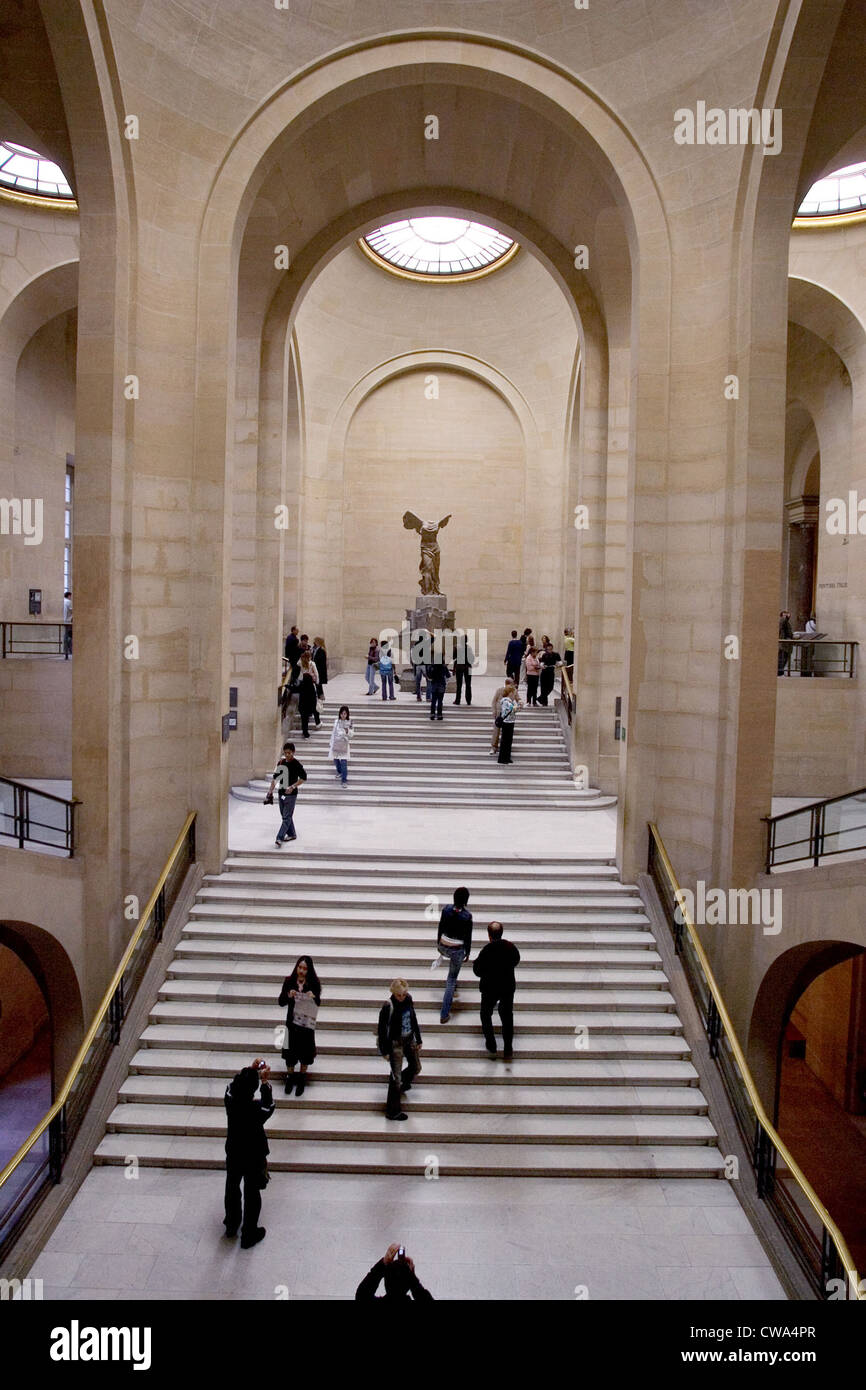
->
[648,822,863,1299]
[0,774,79,808]
[765,785,866,825]
[0,812,196,1221]
[560,666,574,725]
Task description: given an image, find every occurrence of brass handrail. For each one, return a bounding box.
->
[648,822,862,1299]
[561,665,575,701]
[0,811,196,1193]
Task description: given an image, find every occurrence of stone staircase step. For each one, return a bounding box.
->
[170,947,669,985]
[226,850,618,867]
[174,939,666,973]
[128,1048,701,1087]
[183,921,654,948]
[208,869,634,895]
[156,979,680,1013]
[119,1075,708,1114]
[147,1000,684,1035]
[104,1101,717,1146]
[94,1133,725,1177]
[138,1023,691,1060]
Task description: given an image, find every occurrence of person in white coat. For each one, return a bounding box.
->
[328,704,354,786]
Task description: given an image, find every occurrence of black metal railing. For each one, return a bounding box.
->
[779,639,857,677]
[0,777,79,856]
[0,813,196,1262]
[560,666,574,726]
[0,622,71,658]
[764,786,866,870]
[648,823,862,1300]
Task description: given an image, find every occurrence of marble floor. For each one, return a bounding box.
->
[30,1166,785,1301]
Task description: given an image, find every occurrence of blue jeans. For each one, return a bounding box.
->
[366,663,379,693]
[333,757,347,784]
[380,670,395,699]
[414,666,431,700]
[430,686,445,718]
[276,791,297,841]
[440,946,466,1019]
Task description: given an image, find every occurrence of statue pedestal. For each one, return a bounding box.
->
[399,592,457,691]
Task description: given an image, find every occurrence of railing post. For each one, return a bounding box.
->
[814,802,825,867]
[108,980,124,1044]
[154,887,166,943]
[48,1107,67,1183]
[707,996,721,1059]
[188,815,196,863]
[1,622,5,658]
[754,1123,776,1199]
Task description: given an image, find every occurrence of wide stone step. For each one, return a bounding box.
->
[208,870,633,896]
[139,1023,691,1060]
[195,884,645,914]
[94,1133,725,1177]
[184,919,652,947]
[148,1000,683,1035]
[174,938,664,972]
[157,979,680,1014]
[119,1074,707,1114]
[226,849,618,868]
[128,1048,701,1087]
[170,948,669,986]
[221,855,621,880]
[187,903,650,929]
[104,1101,717,1147]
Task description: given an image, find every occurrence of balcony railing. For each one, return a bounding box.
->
[0,621,71,658]
[764,786,866,870]
[0,812,196,1262]
[648,823,863,1300]
[0,777,79,856]
[780,639,857,677]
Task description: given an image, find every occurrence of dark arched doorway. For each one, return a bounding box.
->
[750,940,866,1273]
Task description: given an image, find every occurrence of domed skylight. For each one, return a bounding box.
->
[361,217,517,280]
[797,161,866,218]
[0,140,73,199]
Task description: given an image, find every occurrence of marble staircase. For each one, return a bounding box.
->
[95,849,725,1179]
[230,699,615,809]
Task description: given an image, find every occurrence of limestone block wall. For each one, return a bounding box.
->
[0,656,72,778]
[773,677,859,798]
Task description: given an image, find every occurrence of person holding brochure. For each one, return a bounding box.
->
[278,955,322,1095]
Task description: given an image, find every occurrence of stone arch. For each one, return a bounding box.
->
[0,920,84,1093]
[748,938,866,1118]
[0,260,78,371]
[192,33,670,865]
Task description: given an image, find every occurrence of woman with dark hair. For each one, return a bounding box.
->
[278,955,322,1095]
[328,704,354,786]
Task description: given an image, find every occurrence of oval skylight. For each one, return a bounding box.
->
[361,217,517,279]
[0,140,73,199]
[797,161,866,218]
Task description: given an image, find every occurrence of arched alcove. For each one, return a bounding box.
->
[0,920,84,1092]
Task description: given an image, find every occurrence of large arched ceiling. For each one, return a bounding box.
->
[1,0,73,190]
[236,70,635,351]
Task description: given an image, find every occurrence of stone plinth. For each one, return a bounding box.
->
[400,592,457,690]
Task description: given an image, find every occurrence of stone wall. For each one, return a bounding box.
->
[0,656,72,778]
[773,677,859,797]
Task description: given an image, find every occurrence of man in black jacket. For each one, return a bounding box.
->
[355,1245,434,1300]
[224,1059,275,1248]
[473,920,521,1058]
[284,625,299,666]
[265,741,308,845]
[504,629,523,685]
[378,980,422,1121]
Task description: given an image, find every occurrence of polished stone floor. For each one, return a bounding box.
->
[31,1165,785,1301]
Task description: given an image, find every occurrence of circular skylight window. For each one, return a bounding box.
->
[360,217,517,280]
[797,161,866,218]
[0,140,73,200]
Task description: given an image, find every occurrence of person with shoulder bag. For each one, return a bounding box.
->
[278,955,322,1096]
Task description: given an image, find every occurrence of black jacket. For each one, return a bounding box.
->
[224,1076,274,1165]
[285,633,300,664]
[437,904,472,956]
[473,938,521,994]
[505,637,523,668]
[312,646,328,684]
[426,662,450,687]
[355,1259,434,1301]
[378,994,422,1055]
